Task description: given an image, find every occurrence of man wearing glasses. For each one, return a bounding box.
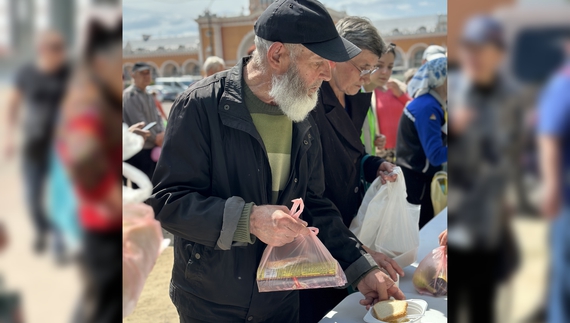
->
[302,16,403,323]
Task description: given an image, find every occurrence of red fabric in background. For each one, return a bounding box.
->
[374,88,410,149]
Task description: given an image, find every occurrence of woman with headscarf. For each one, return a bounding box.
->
[395,57,447,228]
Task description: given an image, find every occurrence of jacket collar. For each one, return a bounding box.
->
[218,56,313,153]
[319,81,366,153]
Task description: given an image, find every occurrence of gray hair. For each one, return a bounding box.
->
[252,36,301,71]
[203,56,225,73]
[335,17,386,59]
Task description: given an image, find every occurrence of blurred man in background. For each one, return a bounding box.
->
[123,62,165,181]
[203,56,226,77]
[448,15,520,323]
[537,38,570,323]
[4,29,70,256]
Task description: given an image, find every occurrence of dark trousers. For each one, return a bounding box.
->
[401,167,434,229]
[299,287,348,323]
[74,230,122,323]
[124,148,156,185]
[449,247,501,323]
[22,151,50,237]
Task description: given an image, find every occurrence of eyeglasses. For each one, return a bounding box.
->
[349,60,379,78]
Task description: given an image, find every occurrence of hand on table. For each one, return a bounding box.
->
[363,245,404,281]
[358,269,405,310]
[250,205,311,247]
[377,161,398,184]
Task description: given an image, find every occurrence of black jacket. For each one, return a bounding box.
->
[147,58,377,322]
[310,82,385,227]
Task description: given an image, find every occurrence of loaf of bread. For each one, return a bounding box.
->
[372,300,408,322]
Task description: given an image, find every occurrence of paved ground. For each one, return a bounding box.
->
[0,88,81,323]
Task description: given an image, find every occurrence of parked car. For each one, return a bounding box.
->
[155,76,201,92]
[145,85,181,102]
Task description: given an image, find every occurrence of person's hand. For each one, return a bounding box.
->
[155,132,165,147]
[374,134,386,150]
[377,161,397,184]
[249,205,311,247]
[386,81,403,97]
[542,185,561,220]
[363,246,404,281]
[450,107,475,134]
[128,122,151,141]
[358,269,405,309]
[439,229,448,246]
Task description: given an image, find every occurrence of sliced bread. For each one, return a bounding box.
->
[372,299,408,321]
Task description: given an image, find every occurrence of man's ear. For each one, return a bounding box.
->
[267,42,289,74]
[329,61,336,69]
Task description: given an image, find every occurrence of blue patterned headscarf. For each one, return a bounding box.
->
[407,57,447,98]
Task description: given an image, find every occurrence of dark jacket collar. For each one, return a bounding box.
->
[218,56,312,153]
[318,81,367,153]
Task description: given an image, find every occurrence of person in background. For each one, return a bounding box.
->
[202,56,226,77]
[123,62,165,181]
[363,43,411,162]
[151,91,168,120]
[396,57,447,229]
[147,1,404,322]
[447,15,521,323]
[4,29,70,256]
[421,45,447,65]
[57,10,123,322]
[305,17,402,323]
[404,68,418,85]
[537,40,570,323]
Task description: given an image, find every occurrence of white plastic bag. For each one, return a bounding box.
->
[349,167,420,265]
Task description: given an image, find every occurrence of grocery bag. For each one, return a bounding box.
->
[430,171,447,215]
[349,167,420,262]
[412,246,447,296]
[256,199,347,292]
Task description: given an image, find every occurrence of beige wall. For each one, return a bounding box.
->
[222,25,254,61]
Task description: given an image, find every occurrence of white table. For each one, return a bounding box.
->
[319,209,448,323]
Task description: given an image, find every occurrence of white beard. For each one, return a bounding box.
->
[269,64,319,123]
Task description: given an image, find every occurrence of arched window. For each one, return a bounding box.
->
[418,26,427,33]
[122,64,133,80]
[183,62,200,76]
[162,62,179,77]
[394,50,404,69]
[410,48,426,68]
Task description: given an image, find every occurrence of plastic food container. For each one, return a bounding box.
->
[363,299,428,323]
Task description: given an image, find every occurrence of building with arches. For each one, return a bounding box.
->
[122,35,201,82]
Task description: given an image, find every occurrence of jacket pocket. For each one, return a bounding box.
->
[184,242,202,281]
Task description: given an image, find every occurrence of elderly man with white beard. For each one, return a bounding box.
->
[147,0,404,322]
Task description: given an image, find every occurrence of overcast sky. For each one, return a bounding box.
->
[123,0,447,41]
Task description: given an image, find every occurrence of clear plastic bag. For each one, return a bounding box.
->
[256,199,347,292]
[123,203,168,317]
[412,246,447,296]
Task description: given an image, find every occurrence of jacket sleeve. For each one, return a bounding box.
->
[146,93,247,250]
[361,154,385,183]
[414,104,448,166]
[303,126,378,288]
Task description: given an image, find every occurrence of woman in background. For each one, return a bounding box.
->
[363,44,411,162]
[57,9,123,323]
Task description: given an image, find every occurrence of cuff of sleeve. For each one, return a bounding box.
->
[232,202,256,244]
[363,156,385,183]
[345,253,379,289]
[215,197,247,250]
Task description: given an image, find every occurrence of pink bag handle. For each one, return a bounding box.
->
[289,198,319,235]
